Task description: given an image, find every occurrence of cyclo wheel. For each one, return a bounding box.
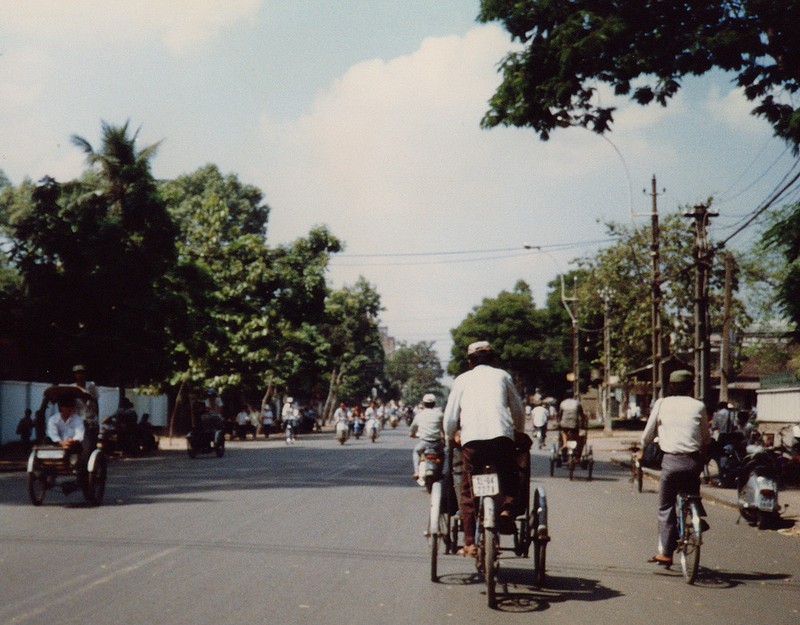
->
[28,470,47,506]
[84,451,107,506]
[532,488,547,587]
[568,456,575,480]
[485,528,498,608]
[678,500,701,584]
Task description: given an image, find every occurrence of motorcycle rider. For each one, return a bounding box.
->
[409,393,444,478]
[444,340,525,557]
[531,399,548,447]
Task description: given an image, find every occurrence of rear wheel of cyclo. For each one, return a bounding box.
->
[430,532,440,582]
[28,471,47,506]
[84,452,107,507]
[532,489,547,587]
[678,503,701,584]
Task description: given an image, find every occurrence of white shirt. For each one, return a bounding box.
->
[47,413,85,443]
[443,364,525,446]
[641,395,711,454]
[531,405,548,428]
[410,407,444,441]
[236,410,249,426]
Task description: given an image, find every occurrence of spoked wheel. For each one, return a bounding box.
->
[678,504,701,584]
[531,488,547,587]
[430,532,440,582]
[84,452,107,506]
[484,529,498,608]
[28,471,47,506]
[568,456,575,481]
[587,459,594,481]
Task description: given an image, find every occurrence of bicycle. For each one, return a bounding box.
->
[630,445,643,493]
[673,491,705,584]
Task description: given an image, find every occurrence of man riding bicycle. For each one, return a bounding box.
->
[444,341,525,557]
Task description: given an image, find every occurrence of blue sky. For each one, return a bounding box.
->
[2,1,797,367]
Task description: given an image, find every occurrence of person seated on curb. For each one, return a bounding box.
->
[444,340,526,558]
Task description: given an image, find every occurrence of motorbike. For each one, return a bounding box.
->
[366,418,380,442]
[710,432,745,488]
[352,417,363,439]
[416,440,445,493]
[335,420,349,445]
[533,425,547,450]
[285,419,297,444]
[186,423,225,459]
[388,413,399,428]
[737,443,782,529]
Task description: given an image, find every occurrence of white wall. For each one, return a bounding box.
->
[0,380,168,445]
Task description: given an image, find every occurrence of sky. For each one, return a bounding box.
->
[2,1,798,369]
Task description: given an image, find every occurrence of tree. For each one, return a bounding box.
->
[448,280,561,396]
[384,341,445,406]
[319,277,385,422]
[5,122,179,389]
[574,213,750,379]
[161,165,342,403]
[478,0,800,150]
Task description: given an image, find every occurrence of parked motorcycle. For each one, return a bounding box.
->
[738,444,782,529]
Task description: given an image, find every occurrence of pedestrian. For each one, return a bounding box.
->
[640,369,711,566]
[443,340,526,557]
[16,408,34,448]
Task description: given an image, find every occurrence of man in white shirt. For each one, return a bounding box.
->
[641,369,711,566]
[444,341,525,557]
[47,398,85,447]
[410,393,444,477]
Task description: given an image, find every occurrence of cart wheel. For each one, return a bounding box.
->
[84,452,107,506]
[587,460,594,481]
[534,538,547,587]
[568,457,575,481]
[549,458,555,477]
[28,471,47,506]
[430,532,440,582]
[484,530,498,609]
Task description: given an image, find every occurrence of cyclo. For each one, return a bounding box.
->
[27,386,107,507]
[433,434,549,609]
[549,420,594,480]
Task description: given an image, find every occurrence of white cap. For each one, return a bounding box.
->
[422,393,436,404]
[467,340,492,356]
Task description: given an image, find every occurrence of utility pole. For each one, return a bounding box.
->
[561,276,580,397]
[719,251,734,402]
[684,201,718,407]
[601,288,612,432]
[648,175,663,404]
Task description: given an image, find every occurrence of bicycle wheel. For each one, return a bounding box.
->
[678,502,701,584]
[485,529,498,608]
[430,532,440,582]
[28,471,47,506]
[634,458,643,493]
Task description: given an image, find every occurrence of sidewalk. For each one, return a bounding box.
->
[587,429,800,538]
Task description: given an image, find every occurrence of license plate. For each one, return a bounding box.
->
[758,497,775,512]
[37,449,65,460]
[472,473,500,497]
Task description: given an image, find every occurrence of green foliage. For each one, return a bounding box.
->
[4,122,179,385]
[449,280,563,394]
[479,0,800,150]
[384,341,445,405]
[762,202,800,331]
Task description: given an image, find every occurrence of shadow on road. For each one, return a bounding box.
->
[654,566,797,589]
[436,568,622,613]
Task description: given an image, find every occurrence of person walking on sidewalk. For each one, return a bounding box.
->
[640,369,711,566]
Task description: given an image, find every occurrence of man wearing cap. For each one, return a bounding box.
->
[444,340,526,557]
[409,393,444,478]
[640,369,711,566]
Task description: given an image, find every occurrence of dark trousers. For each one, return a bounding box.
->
[460,437,517,546]
[657,453,703,556]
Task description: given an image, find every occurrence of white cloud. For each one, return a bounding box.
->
[3,0,262,55]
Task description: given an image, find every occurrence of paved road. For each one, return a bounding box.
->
[1,427,798,625]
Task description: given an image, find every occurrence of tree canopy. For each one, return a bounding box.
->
[478,0,800,150]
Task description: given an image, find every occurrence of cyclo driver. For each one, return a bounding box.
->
[444,341,526,557]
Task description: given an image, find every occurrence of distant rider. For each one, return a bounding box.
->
[409,393,444,479]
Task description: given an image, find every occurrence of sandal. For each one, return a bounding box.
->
[647,554,673,566]
[457,545,477,557]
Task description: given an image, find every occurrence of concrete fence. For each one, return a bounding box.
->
[0,380,168,446]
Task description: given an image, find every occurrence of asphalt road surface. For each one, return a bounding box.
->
[1,426,798,625]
